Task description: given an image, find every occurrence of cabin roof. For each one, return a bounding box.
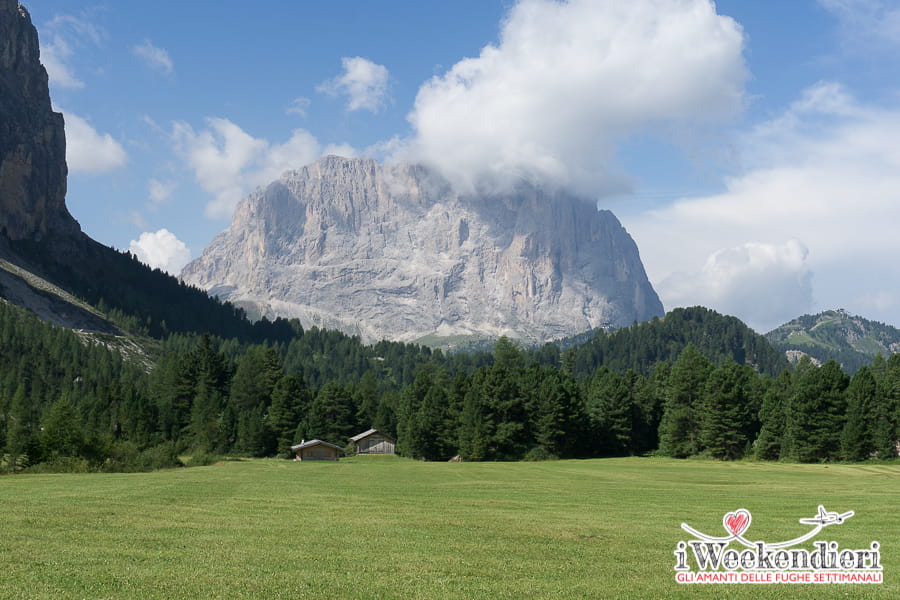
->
[350,428,396,443]
[290,439,344,452]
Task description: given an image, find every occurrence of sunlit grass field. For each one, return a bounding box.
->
[1,456,897,599]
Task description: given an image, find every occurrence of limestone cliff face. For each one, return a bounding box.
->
[181,156,664,344]
[0,0,79,241]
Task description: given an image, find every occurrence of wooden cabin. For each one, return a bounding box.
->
[350,429,396,455]
[291,439,343,461]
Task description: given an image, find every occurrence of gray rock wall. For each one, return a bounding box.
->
[182,156,664,344]
[0,0,79,241]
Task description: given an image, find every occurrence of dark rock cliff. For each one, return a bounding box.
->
[0,0,79,241]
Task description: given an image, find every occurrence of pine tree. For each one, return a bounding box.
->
[303,382,357,446]
[697,360,754,460]
[755,370,792,460]
[41,395,84,459]
[7,383,37,472]
[786,360,848,462]
[267,374,310,456]
[841,366,877,461]
[527,365,585,458]
[658,344,712,458]
[872,355,900,458]
[353,370,380,430]
[586,367,634,456]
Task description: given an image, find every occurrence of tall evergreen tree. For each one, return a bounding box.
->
[755,370,792,460]
[303,382,357,446]
[41,395,84,459]
[586,367,634,456]
[658,344,712,458]
[7,383,38,472]
[785,360,848,462]
[527,365,585,458]
[267,374,311,456]
[872,355,900,458]
[841,366,877,461]
[696,360,755,460]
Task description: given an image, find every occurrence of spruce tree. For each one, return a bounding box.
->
[697,360,754,460]
[872,355,900,458]
[658,344,712,458]
[267,374,310,456]
[303,382,357,446]
[786,360,848,462]
[41,395,84,459]
[841,366,877,461]
[755,370,792,460]
[586,367,634,456]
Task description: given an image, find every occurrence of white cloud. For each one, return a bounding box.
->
[628,81,900,329]
[659,241,814,332]
[41,35,84,89]
[147,178,175,205]
[172,118,355,218]
[129,229,191,275]
[818,0,900,46]
[38,12,106,90]
[132,39,173,74]
[318,57,390,113]
[286,96,311,117]
[64,112,127,173]
[401,0,746,196]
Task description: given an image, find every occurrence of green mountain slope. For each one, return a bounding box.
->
[6,235,297,344]
[562,306,790,378]
[765,308,900,373]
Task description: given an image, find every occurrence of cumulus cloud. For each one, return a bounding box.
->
[129,229,191,275]
[64,112,128,173]
[318,57,390,113]
[172,118,356,218]
[659,241,813,332]
[132,39,173,74]
[400,0,746,195]
[628,81,900,328]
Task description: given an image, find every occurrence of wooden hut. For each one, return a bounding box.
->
[350,429,396,455]
[291,439,343,461]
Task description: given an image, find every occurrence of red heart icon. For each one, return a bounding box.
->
[723,509,751,536]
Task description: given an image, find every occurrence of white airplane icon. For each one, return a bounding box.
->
[799,505,855,527]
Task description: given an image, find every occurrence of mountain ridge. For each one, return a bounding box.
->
[765,308,900,373]
[181,156,664,346]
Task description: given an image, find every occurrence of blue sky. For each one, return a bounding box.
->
[25,0,900,333]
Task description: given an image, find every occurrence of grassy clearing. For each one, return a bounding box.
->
[1,457,897,599]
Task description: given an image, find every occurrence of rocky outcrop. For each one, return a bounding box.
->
[0,0,79,241]
[182,156,664,345]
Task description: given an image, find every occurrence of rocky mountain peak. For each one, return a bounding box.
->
[1,0,80,241]
[182,156,664,346]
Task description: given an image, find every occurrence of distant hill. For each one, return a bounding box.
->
[563,306,790,378]
[765,309,900,373]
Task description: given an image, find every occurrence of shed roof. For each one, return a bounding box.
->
[350,428,396,443]
[290,439,344,452]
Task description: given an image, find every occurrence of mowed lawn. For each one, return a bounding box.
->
[1,457,897,599]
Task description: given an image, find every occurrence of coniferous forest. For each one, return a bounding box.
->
[2,291,898,473]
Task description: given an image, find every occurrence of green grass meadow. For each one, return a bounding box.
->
[1,457,897,599]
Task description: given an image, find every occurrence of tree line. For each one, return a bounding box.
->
[1,300,898,473]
